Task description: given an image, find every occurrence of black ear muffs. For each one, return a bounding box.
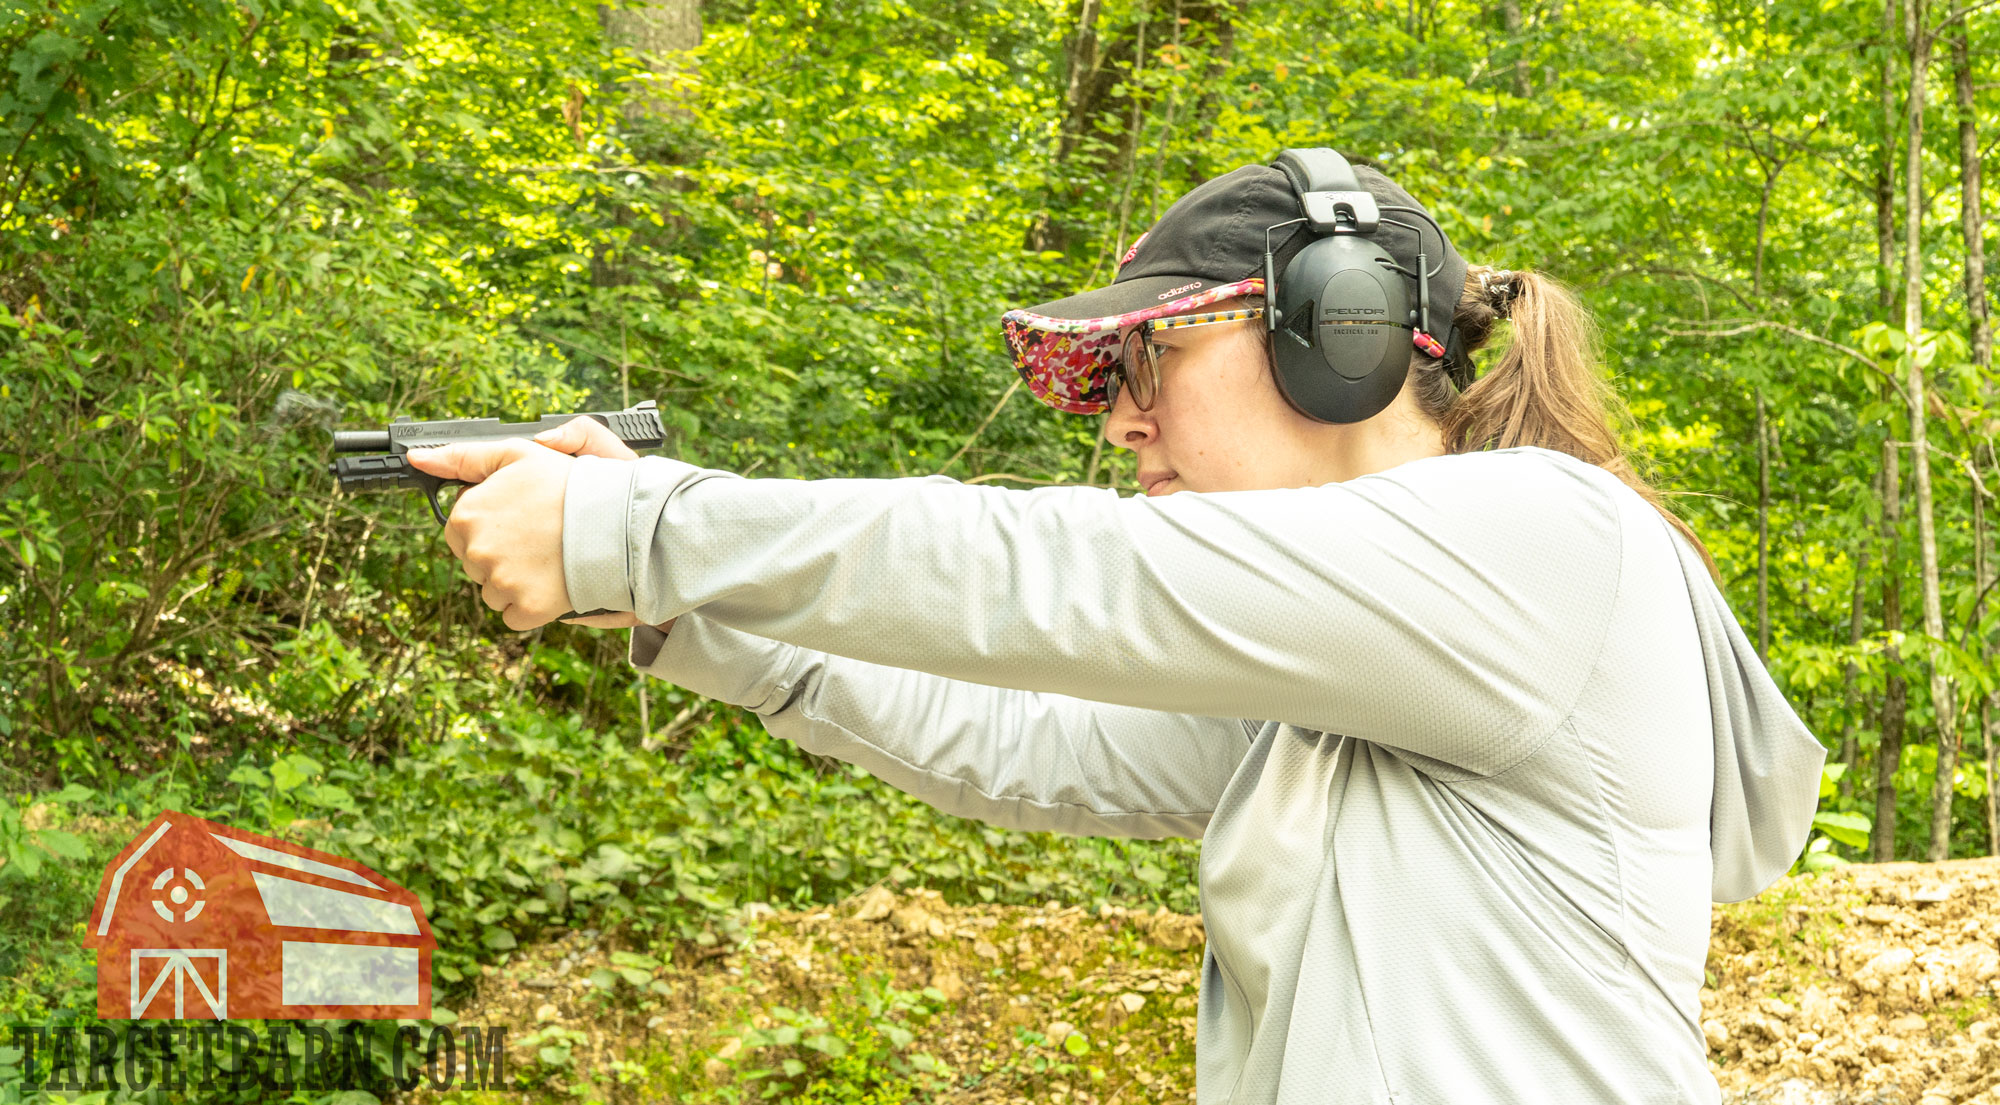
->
[1264,148,1421,425]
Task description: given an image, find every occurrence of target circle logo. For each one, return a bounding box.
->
[150,867,206,923]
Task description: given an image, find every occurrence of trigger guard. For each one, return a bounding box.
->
[424,479,470,526]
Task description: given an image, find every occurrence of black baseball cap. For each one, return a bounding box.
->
[1002,158,1467,414]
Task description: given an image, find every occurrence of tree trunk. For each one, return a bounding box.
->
[1028,0,1104,254]
[1839,536,1869,804]
[1954,32,1995,857]
[1879,0,1900,321]
[1975,452,1996,854]
[591,0,702,288]
[1876,436,1908,863]
[599,0,702,123]
[1871,0,1907,865]
[1756,390,1771,661]
[1954,32,1991,372]
[1502,0,1530,98]
[1987,443,2000,857]
[1900,0,1958,863]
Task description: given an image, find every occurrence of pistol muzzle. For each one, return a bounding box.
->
[332,430,392,452]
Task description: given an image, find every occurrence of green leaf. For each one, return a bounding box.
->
[1811,811,1871,848]
[610,950,660,969]
[481,927,518,950]
[304,784,356,811]
[9,845,42,879]
[1064,1031,1090,1057]
[36,830,88,860]
[802,1034,848,1058]
[271,756,315,792]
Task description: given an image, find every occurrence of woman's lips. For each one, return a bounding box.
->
[1140,471,1177,496]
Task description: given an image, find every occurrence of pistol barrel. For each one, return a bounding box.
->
[332,430,392,452]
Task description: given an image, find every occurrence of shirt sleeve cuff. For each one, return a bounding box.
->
[626,614,804,714]
[562,454,641,614]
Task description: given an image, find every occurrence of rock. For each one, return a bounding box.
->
[703,1058,730,1083]
[1862,947,1916,977]
[1860,904,1901,926]
[1795,986,1837,1028]
[1100,993,1147,1029]
[741,901,776,923]
[1911,883,1954,904]
[1143,912,1205,952]
[1761,998,1797,1021]
[890,901,935,940]
[1703,1019,1730,1050]
[931,966,967,1002]
[851,885,897,922]
[973,939,1000,961]
[1045,1019,1077,1044]
[1752,1077,1841,1105]
[534,1003,559,1022]
[715,1037,742,1061]
[1741,1014,1786,1043]
[1888,1013,1928,1035]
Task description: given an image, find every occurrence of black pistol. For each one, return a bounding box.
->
[328,400,667,524]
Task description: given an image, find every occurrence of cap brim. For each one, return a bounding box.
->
[1002,277,1262,415]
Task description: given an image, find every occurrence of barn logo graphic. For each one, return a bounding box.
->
[84,811,435,1020]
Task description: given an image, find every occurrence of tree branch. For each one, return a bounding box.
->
[1661,319,1914,408]
[935,377,1022,476]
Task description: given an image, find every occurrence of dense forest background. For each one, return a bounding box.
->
[1,0,1997,1096]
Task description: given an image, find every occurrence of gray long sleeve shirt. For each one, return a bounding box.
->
[559,444,1827,1105]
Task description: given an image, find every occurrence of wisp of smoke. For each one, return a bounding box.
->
[261,390,344,440]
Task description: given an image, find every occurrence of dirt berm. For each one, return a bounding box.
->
[447,857,2000,1104]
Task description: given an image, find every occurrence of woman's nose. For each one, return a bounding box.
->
[1102,383,1155,449]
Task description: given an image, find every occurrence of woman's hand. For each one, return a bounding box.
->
[531,417,670,633]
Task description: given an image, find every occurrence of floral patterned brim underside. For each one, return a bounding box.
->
[1000,279,1264,415]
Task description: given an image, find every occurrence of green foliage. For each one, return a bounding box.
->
[4,4,2000,1097]
[724,975,950,1104]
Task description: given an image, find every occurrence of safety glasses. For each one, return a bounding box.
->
[1108,307,1267,412]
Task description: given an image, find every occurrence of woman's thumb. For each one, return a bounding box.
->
[534,416,641,461]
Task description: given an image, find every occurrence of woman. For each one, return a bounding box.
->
[411,153,1826,1103]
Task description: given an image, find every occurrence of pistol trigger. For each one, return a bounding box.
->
[426,489,449,526]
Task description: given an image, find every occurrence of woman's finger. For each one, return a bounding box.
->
[533,416,642,461]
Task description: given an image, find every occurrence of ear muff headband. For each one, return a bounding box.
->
[1263,148,1432,425]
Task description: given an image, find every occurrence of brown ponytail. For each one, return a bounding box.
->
[1410,267,1720,583]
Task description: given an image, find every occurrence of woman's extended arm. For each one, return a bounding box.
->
[630,613,1255,839]
[564,446,1625,778]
